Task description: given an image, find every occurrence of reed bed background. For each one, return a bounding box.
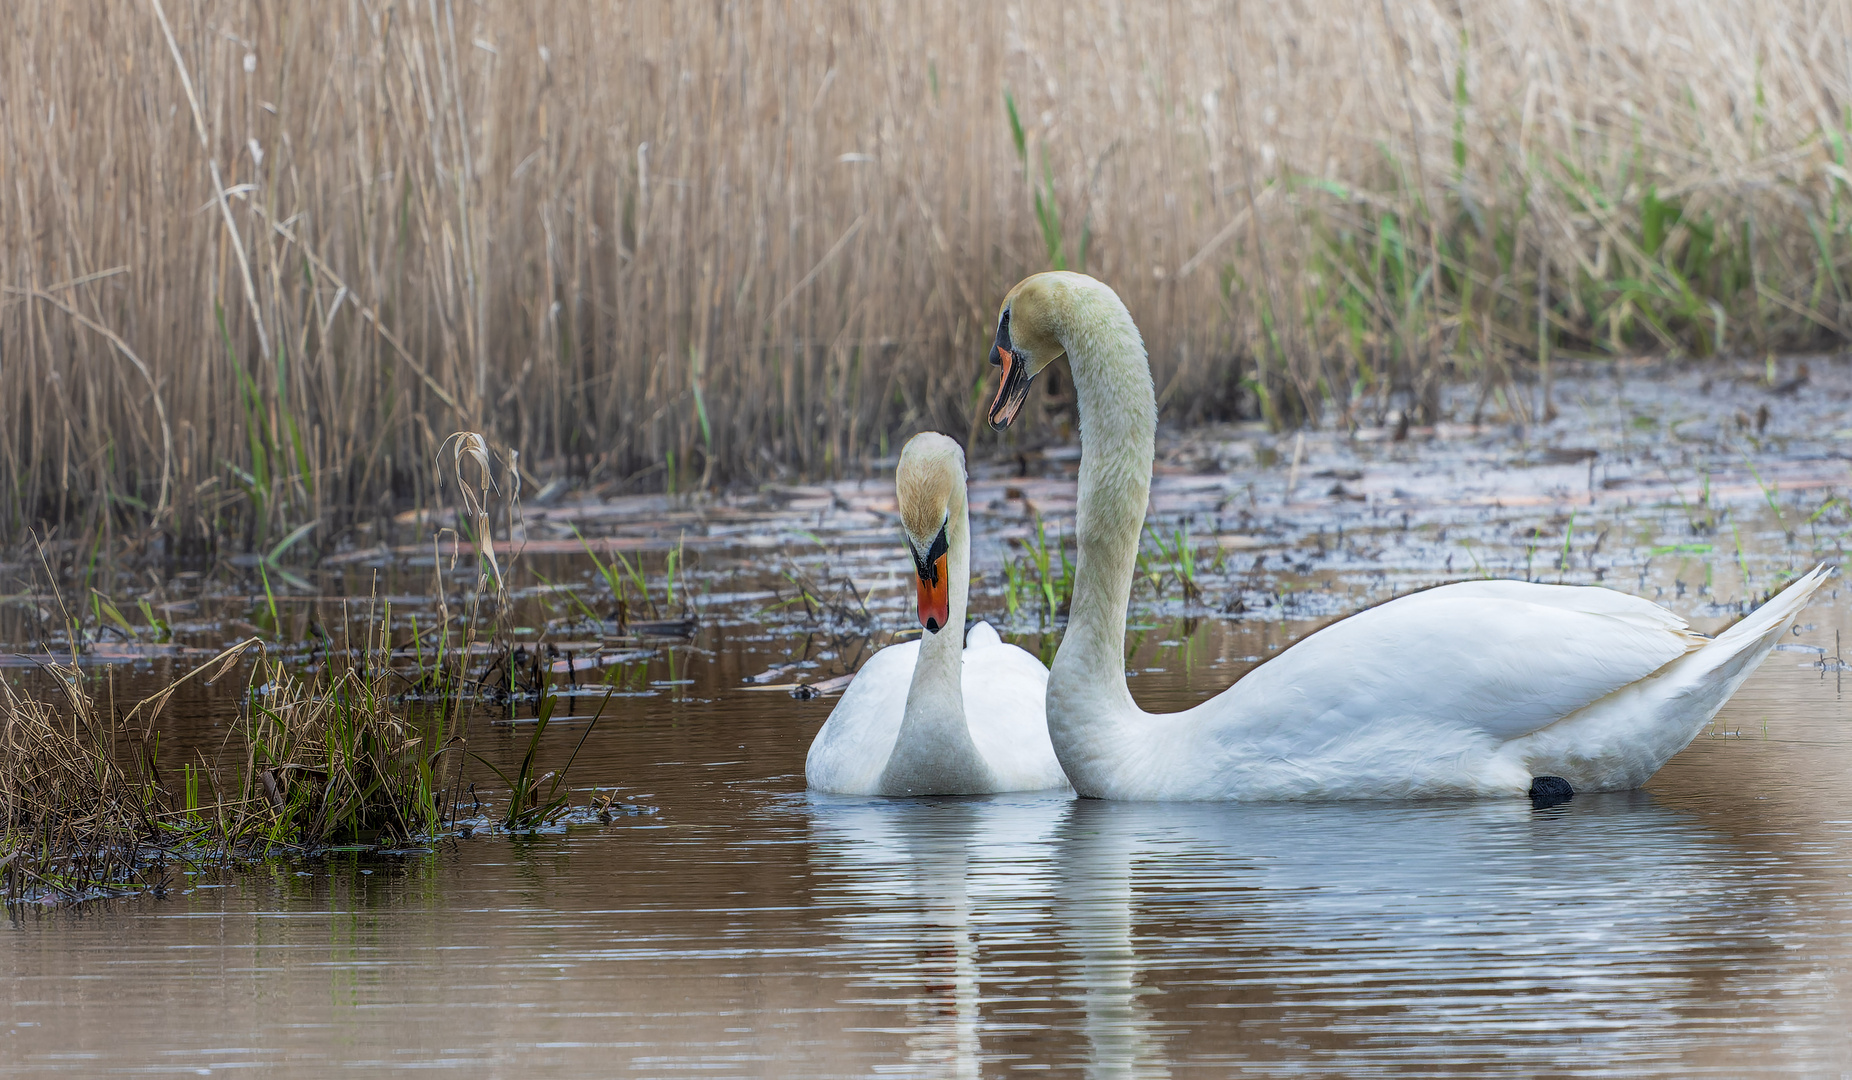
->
[4,0,1849,552]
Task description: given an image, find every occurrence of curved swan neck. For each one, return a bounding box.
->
[883,480,988,793]
[913,483,971,688]
[1044,278,1155,792]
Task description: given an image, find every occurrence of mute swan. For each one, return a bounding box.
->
[805,432,1067,795]
[985,270,1829,801]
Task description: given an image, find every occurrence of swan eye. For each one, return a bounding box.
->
[989,309,1012,366]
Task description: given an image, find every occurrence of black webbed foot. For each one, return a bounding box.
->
[1528,776,1575,808]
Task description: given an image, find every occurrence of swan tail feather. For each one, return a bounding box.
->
[1713,563,1833,647]
[1665,563,1833,711]
[1519,564,1831,791]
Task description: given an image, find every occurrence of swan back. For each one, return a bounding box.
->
[804,638,921,793]
[988,271,1830,801]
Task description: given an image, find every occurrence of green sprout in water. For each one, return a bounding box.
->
[471,689,611,832]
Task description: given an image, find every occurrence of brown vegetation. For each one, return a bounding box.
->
[0,645,247,901]
[3,0,1848,550]
[0,631,472,903]
[0,669,161,899]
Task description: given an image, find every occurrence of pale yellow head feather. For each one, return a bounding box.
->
[896,432,965,546]
[997,271,1102,376]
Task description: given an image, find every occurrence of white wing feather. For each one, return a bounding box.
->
[1201,584,1694,744]
[1111,581,1720,799]
[804,640,918,794]
[805,622,1065,794]
[962,623,1064,791]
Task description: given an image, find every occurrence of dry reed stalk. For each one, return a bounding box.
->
[0,637,263,899]
[1,625,459,903]
[2,1,1847,548]
[1,665,158,900]
[1,670,141,839]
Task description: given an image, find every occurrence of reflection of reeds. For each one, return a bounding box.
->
[4,1,1848,548]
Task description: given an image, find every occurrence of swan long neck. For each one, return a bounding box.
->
[882,482,990,794]
[1046,281,1155,794]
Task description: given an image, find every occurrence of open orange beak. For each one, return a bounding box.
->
[916,553,949,633]
[987,309,1036,430]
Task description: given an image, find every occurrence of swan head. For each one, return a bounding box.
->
[896,432,963,634]
[987,272,1078,429]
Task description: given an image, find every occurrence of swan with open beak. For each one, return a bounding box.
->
[983,270,1828,801]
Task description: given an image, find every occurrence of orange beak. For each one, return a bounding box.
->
[916,552,950,633]
[987,315,1036,430]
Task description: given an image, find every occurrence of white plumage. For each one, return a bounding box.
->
[984,271,1830,801]
[1073,572,1828,800]
[805,434,1067,796]
[804,622,1062,795]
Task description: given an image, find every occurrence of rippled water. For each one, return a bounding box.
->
[9,363,1852,1074]
[6,604,1852,1076]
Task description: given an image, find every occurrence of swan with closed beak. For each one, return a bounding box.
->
[986,270,1829,801]
[805,432,1067,795]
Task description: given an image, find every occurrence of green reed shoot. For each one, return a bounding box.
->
[135,599,170,642]
[1002,558,1026,619]
[1741,453,1790,537]
[470,689,610,831]
[530,564,604,627]
[1020,516,1074,622]
[1007,88,1087,273]
[182,763,200,822]
[573,525,663,623]
[257,562,281,639]
[1146,525,1204,603]
[92,591,136,640]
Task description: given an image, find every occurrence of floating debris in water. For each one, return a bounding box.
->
[789,673,855,699]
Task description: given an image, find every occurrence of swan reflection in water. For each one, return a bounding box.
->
[806,792,1070,1078]
[807,790,1817,1077]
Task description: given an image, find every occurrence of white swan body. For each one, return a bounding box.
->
[983,271,1829,801]
[805,433,1067,796]
[805,621,1061,794]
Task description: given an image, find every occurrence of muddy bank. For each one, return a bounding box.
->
[6,358,1847,672]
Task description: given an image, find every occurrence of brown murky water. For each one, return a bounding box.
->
[7,607,1852,1077]
[6,362,1852,1075]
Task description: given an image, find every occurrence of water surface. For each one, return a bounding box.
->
[6,609,1852,1077]
[7,364,1852,1075]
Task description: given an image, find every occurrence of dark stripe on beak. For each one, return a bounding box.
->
[912,522,951,633]
[986,309,1036,430]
